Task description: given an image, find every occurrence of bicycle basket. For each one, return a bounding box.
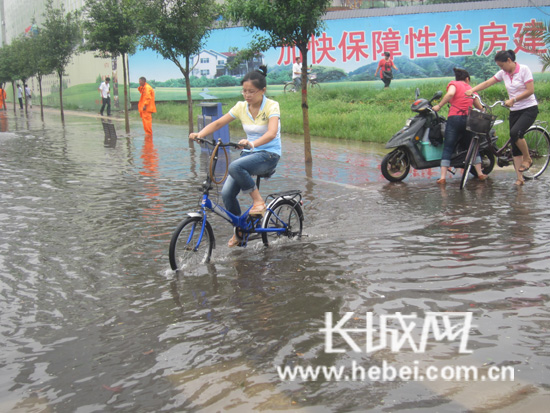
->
[466,109,497,135]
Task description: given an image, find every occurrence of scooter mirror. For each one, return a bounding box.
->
[415,88,420,99]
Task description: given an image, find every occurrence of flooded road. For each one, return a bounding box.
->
[1,108,549,412]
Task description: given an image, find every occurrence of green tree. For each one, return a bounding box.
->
[0,43,20,112]
[82,0,139,133]
[41,0,82,123]
[464,52,497,81]
[25,24,56,120]
[8,36,38,114]
[137,0,220,133]
[225,0,332,164]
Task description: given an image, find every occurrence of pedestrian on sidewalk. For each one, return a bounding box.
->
[25,84,32,108]
[98,77,111,116]
[17,84,23,109]
[138,77,156,136]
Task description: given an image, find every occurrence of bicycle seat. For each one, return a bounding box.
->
[256,170,276,179]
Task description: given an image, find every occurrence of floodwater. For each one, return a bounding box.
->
[0,108,549,413]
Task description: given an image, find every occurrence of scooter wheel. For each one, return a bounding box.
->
[381,149,410,182]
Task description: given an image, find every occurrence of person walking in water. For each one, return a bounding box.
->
[138,77,156,136]
[433,68,485,185]
[98,77,111,116]
[466,50,538,186]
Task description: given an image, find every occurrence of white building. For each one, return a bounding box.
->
[192,49,265,79]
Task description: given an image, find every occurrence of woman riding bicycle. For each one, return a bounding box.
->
[466,50,538,186]
[189,65,281,247]
[433,68,485,185]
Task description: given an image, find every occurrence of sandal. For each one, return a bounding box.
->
[249,203,266,216]
[515,179,525,186]
[518,159,533,173]
[228,235,241,248]
[436,178,446,185]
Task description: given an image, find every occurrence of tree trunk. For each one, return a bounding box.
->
[300,46,312,164]
[185,56,194,134]
[38,76,44,121]
[122,53,130,133]
[58,71,64,123]
[22,78,28,115]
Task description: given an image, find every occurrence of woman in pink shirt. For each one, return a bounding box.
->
[433,68,484,184]
[467,50,538,185]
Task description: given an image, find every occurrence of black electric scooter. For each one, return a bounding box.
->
[380,89,496,182]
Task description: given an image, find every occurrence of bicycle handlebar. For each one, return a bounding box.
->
[194,137,252,150]
[466,94,507,110]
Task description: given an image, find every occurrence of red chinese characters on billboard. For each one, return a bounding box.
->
[277,19,546,66]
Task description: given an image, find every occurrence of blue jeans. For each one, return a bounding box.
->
[441,115,480,167]
[221,150,280,216]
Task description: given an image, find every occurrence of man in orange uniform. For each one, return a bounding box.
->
[0,85,6,110]
[138,77,156,135]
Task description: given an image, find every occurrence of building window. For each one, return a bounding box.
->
[200,58,209,64]
[218,60,225,65]
[200,70,210,76]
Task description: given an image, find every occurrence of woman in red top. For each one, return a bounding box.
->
[433,68,484,184]
[374,52,398,88]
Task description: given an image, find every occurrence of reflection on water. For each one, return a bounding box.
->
[0,109,549,412]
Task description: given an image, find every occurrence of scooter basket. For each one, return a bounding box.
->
[466,109,496,135]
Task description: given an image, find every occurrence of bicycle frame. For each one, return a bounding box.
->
[187,139,292,248]
[460,97,550,188]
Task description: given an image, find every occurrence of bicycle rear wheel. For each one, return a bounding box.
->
[169,216,214,270]
[460,136,480,189]
[522,125,550,179]
[261,199,303,246]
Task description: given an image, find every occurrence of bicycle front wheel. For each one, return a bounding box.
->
[169,216,214,270]
[261,199,303,246]
[309,81,320,90]
[522,125,550,179]
[460,137,480,189]
[284,83,296,93]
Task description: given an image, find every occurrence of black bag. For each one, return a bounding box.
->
[382,70,393,80]
[429,118,445,146]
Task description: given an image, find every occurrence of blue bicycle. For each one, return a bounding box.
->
[169,138,304,270]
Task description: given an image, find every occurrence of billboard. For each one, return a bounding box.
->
[129,5,549,83]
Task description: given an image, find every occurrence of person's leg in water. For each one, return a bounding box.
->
[222,151,279,246]
[509,107,538,185]
[438,116,462,184]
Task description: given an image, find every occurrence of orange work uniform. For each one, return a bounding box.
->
[138,82,156,135]
[0,88,6,109]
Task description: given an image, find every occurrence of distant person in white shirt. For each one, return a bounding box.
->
[98,77,111,116]
[17,84,23,109]
[292,57,302,89]
[25,84,32,108]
